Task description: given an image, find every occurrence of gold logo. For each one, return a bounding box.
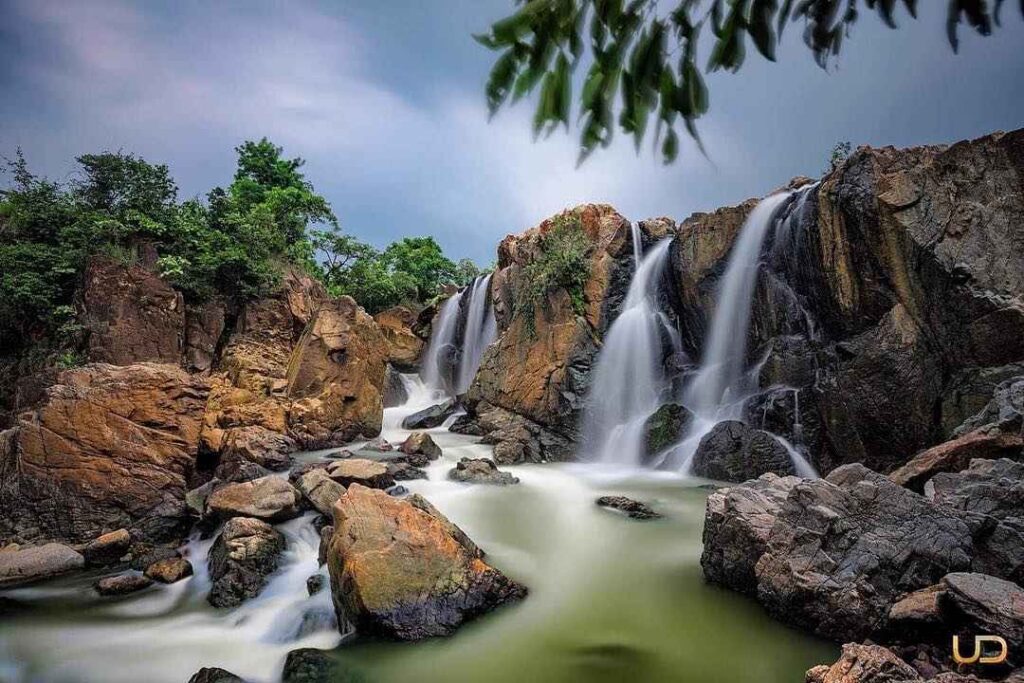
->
[952,635,1008,665]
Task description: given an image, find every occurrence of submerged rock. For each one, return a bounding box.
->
[326,485,526,640]
[94,573,153,597]
[208,517,285,608]
[0,543,85,588]
[401,399,459,430]
[690,420,795,482]
[144,557,193,584]
[595,496,662,520]
[306,574,325,596]
[448,458,519,486]
[282,648,363,683]
[188,668,246,683]
[206,476,303,523]
[400,431,442,460]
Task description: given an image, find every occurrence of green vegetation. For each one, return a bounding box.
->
[478,0,1019,164]
[825,140,853,175]
[0,140,478,361]
[514,210,591,334]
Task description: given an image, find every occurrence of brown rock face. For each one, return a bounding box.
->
[0,543,84,588]
[805,643,921,683]
[184,298,227,372]
[0,363,209,545]
[325,459,394,490]
[374,306,424,371]
[327,485,526,640]
[889,429,1023,492]
[286,296,388,448]
[82,256,185,366]
[206,476,303,523]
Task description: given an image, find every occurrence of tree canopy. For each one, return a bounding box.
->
[477,0,1021,164]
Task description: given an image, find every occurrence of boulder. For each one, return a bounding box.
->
[325,459,394,490]
[399,432,441,461]
[467,401,575,465]
[0,363,209,545]
[952,374,1024,437]
[206,476,303,523]
[306,574,325,596]
[220,425,296,471]
[144,557,193,584]
[804,643,921,683]
[448,458,519,486]
[184,298,227,373]
[386,461,427,481]
[374,306,424,371]
[362,437,393,452]
[383,365,409,408]
[643,403,692,457]
[128,546,180,572]
[82,256,184,366]
[208,516,285,608]
[188,668,245,683]
[690,420,796,482]
[401,399,459,430]
[94,574,153,596]
[941,572,1024,667]
[326,485,526,640]
[286,296,388,449]
[0,543,84,588]
[595,496,661,520]
[889,430,1023,492]
[296,468,346,517]
[282,648,362,683]
[83,528,131,566]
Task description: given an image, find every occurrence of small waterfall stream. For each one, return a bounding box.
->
[420,290,463,394]
[455,274,497,395]
[583,226,679,466]
[420,275,496,397]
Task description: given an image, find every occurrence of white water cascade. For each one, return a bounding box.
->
[674,187,818,477]
[455,273,497,395]
[583,226,680,467]
[420,289,464,394]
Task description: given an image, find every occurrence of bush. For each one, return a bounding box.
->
[514,210,591,334]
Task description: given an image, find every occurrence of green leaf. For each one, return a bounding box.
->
[485,49,520,113]
[555,52,572,128]
[661,128,679,163]
[749,0,778,61]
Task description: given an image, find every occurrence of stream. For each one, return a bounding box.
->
[0,379,836,682]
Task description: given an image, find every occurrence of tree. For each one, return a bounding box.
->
[382,237,460,300]
[456,257,482,285]
[477,0,1021,164]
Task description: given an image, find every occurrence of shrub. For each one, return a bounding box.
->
[514,210,591,334]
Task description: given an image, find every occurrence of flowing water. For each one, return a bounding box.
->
[583,226,680,467]
[420,291,464,394]
[0,375,835,683]
[454,274,497,395]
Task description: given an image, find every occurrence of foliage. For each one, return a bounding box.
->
[514,210,591,334]
[477,0,1020,164]
[456,258,482,284]
[382,237,460,301]
[825,140,853,174]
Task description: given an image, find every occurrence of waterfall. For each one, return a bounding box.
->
[455,273,497,395]
[674,186,819,475]
[420,290,463,394]
[583,226,679,467]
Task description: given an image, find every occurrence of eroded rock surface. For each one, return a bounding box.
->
[208,516,285,608]
[0,543,84,588]
[448,458,519,486]
[690,420,796,482]
[206,476,303,523]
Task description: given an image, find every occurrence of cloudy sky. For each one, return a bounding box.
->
[1,0,1022,264]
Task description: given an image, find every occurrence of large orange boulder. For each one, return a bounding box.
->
[374,306,424,371]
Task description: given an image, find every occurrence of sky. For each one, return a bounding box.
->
[1,0,1022,265]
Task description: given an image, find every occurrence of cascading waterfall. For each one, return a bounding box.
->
[455,273,497,395]
[674,186,818,476]
[420,290,464,394]
[583,225,679,466]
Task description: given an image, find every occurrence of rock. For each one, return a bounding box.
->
[94,574,153,596]
[286,296,389,449]
[386,461,427,481]
[448,414,484,436]
[307,574,325,596]
[82,255,184,366]
[448,458,519,486]
[643,403,692,458]
[944,367,1024,437]
[296,469,346,517]
[467,401,575,465]
[318,525,332,566]
[953,375,1024,437]
[382,365,409,408]
[690,420,796,482]
[82,528,131,566]
[144,557,193,584]
[128,546,180,572]
[208,517,285,608]
[220,426,297,471]
[186,480,220,516]
[941,572,1024,667]
[387,485,409,497]
[595,496,662,520]
[889,430,1023,492]
[0,363,209,545]
[805,643,921,683]
[327,485,526,640]
[184,298,227,373]
[0,543,85,588]
[401,399,459,430]
[325,459,395,490]
[362,437,393,452]
[400,432,442,460]
[188,667,245,683]
[282,648,361,683]
[374,306,424,371]
[206,476,303,523]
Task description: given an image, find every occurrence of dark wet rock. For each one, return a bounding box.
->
[144,557,193,584]
[383,365,409,408]
[889,430,1023,492]
[296,469,346,517]
[327,485,526,640]
[82,528,131,566]
[186,480,220,516]
[952,374,1024,437]
[387,485,409,497]
[401,398,459,430]
[324,459,395,490]
[128,545,180,572]
[944,366,1024,437]
[400,432,442,461]
[448,414,485,436]
[362,437,393,453]
[208,516,285,608]
[94,573,153,596]
[385,461,427,481]
[183,298,227,373]
[448,458,519,486]
[690,420,796,482]
[595,496,662,520]
[188,667,245,683]
[213,456,272,484]
[643,403,692,457]
[941,572,1024,667]
[318,525,333,567]
[282,648,363,683]
[0,543,85,588]
[466,401,575,465]
[307,574,325,596]
[206,476,303,523]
